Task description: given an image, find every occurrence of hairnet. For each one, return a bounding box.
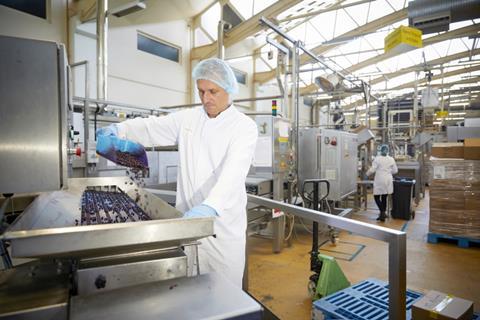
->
[380,144,389,155]
[192,58,239,95]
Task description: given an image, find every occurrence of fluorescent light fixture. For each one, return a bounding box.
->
[449,102,468,106]
[445,117,465,120]
[109,1,146,17]
[449,112,466,115]
[343,112,354,116]
[433,121,442,125]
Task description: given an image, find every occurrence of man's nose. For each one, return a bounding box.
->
[203,91,213,99]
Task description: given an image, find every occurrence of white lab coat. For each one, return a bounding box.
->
[366,155,398,195]
[116,105,258,287]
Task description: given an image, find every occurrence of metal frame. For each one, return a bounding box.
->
[247,194,407,320]
[70,61,90,176]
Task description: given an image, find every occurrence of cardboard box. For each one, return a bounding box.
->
[432,143,464,159]
[464,138,480,160]
[412,290,473,320]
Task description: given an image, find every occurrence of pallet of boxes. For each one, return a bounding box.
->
[428,139,480,248]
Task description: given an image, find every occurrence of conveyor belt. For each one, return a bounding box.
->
[80,189,151,225]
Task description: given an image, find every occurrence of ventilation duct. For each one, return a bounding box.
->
[408,0,480,34]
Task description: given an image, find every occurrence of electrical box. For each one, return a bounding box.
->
[0,36,69,194]
[298,128,358,201]
[251,116,291,175]
[384,25,422,54]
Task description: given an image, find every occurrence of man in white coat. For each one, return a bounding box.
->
[366,144,398,222]
[96,58,258,287]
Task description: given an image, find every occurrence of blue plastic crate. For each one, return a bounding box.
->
[313,278,423,320]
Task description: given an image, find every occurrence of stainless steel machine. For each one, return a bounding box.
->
[0,36,262,320]
[248,115,292,253]
[298,128,358,202]
[0,35,69,194]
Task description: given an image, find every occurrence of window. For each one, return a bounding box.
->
[232,68,247,85]
[137,32,180,63]
[222,3,243,29]
[0,0,47,19]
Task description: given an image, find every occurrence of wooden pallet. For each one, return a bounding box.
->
[427,233,480,248]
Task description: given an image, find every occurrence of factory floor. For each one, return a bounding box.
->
[246,189,480,320]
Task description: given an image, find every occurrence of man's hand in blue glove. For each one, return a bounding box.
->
[96,124,119,156]
[96,124,149,169]
[184,204,218,218]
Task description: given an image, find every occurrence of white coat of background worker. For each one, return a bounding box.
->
[96,58,258,287]
[366,144,398,222]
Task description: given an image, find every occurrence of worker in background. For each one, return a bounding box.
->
[96,58,258,288]
[366,144,398,222]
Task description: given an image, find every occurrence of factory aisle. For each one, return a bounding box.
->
[247,190,480,320]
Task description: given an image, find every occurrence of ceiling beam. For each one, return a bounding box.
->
[254,8,407,84]
[345,24,480,74]
[391,64,480,91]
[190,0,302,61]
[78,0,97,22]
[279,0,373,23]
[342,75,480,110]
[299,24,480,96]
[307,49,480,102]
[369,48,480,86]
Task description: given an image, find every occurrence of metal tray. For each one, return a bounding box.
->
[2,177,214,259]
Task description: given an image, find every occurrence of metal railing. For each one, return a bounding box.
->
[247,194,407,320]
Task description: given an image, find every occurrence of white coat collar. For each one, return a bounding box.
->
[201,104,236,121]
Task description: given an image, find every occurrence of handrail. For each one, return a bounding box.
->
[247,194,406,320]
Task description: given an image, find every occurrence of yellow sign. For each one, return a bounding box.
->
[385,26,422,54]
[436,111,448,118]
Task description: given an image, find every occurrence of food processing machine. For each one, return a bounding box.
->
[298,128,358,202]
[0,35,262,319]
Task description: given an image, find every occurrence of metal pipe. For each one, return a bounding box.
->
[72,97,173,113]
[217,20,225,59]
[259,17,380,103]
[247,194,407,320]
[97,0,108,108]
[298,67,327,73]
[268,37,290,116]
[292,43,300,176]
[412,71,419,137]
[157,95,284,109]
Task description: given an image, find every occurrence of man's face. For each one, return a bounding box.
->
[197,79,230,118]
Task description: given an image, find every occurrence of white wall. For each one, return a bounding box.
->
[71,1,192,108]
[108,6,191,107]
[0,1,67,43]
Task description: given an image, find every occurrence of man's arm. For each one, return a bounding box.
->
[202,121,258,215]
[116,110,186,147]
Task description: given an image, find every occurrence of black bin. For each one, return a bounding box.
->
[391,177,415,220]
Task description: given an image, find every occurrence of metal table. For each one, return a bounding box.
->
[71,273,262,320]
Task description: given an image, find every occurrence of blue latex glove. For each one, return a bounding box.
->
[96,125,144,156]
[96,124,118,156]
[184,204,218,218]
[96,125,148,169]
[97,124,118,137]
